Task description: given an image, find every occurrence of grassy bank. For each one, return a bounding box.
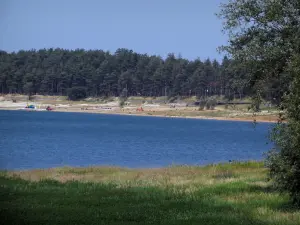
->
[1,162,299,225]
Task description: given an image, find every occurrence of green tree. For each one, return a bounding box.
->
[23,81,34,97]
[219,0,300,205]
[67,86,87,101]
[119,87,128,108]
[0,48,254,99]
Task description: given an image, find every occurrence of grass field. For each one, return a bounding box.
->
[1,161,299,225]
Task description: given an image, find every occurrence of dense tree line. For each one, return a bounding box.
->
[0,48,256,100]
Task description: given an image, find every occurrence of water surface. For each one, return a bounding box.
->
[0,110,272,170]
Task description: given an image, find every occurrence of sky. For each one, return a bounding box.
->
[0,0,228,61]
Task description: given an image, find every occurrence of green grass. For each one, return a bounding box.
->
[1,161,299,225]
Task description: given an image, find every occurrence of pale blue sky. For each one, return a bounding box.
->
[0,0,227,60]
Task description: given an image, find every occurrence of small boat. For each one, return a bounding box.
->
[25,104,36,109]
[46,106,53,111]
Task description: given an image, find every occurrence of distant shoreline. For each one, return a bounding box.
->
[0,107,279,123]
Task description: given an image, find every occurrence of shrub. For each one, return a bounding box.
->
[120,88,128,99]
[168,96,177,103]
[67,87,87,101]
[210,98,217,110]
[23,82,34,96]
[266,57,300,206]
[205,100,211,110]
[198,100,206,110]
[28,95,35,101]
[119,88,128,108]
[119,98,126,108]
[251,91,262,112]
[266,123,300,205]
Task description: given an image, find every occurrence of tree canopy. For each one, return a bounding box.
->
[0,48,279,101]
[219,0,300,205]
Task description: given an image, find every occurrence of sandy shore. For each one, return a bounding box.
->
[0,100,281,123]
[50,108,278,123]
[0,93,283,123]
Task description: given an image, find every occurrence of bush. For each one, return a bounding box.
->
[205,100,211,110]
[266,57,300,206]
[23,82,34,96]
[168,96,177,103]
[266,123,300,205]
[28,95,35,101]
[198,100,206,110]
[120,88,128,99]
[205,98,217,110]
[119,98,126,108]
[209,98,217,110]
[67,87,87,101]
[251,92,262,112]
[119,88,128,108]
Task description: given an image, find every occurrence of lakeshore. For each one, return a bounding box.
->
[0,95,282,123]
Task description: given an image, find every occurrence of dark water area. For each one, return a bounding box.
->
[0,110,273,170]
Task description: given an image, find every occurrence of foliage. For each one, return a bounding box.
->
[266,56,300,205]
[120,87,128,99]
[119,88,128,108]
[23,82,34,96]
[266,123,300,205]
[206,98,217,110]
[119,98,126,108]
[67,86,87,101]
[219,0,300,205]
[119,99,126,108]
[251,91,262,112]
[198,99,206,110]
[168,96,177,103]
[205,100,212,110]
[0,48,278,101]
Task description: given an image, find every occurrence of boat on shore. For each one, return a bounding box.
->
[17,104,54,111]
[17,108,46,111]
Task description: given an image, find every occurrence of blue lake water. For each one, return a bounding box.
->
[0,110,273,170]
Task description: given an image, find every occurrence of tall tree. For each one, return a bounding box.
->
[219,0,300,205]
[0,48,255,99]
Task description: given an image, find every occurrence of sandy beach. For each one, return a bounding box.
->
[0,95,282,123]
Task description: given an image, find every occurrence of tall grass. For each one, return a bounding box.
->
[1,162,299,225]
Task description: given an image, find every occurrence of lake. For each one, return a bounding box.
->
[0,110,273,170]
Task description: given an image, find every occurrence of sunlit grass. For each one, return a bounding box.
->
[1,161,299,225]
